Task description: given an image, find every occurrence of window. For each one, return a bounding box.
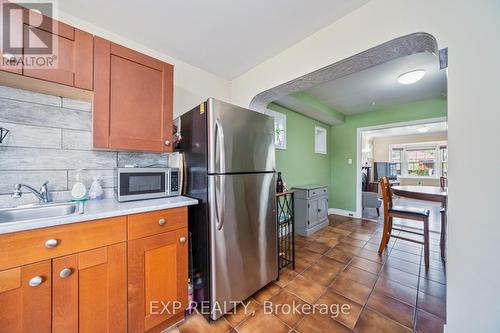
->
[406,148,435,177]
[440,146,448,177]
[266,109,287,149]
[315,126,327,154]
[390,148,403,176]
[389,141,447,178]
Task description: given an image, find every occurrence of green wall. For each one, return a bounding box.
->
[329,98,447,211]
[268,103,331,189]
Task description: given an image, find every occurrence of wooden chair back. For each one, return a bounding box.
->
[379,176,393,215]
[440,176,447,189]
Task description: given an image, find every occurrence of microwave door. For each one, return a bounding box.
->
[117,169,168,201]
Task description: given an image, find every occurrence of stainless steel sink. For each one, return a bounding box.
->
[0,201,84,224]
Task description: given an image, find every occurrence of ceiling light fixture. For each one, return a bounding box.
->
[397,69,426,85]
[418,126,429,133]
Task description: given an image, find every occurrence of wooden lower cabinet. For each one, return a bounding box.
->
[128,228,188,332]
[52,243,127,333]
[0,208,188,333]
[0,261,52,333]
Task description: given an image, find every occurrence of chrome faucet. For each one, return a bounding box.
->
[12,181,50,203]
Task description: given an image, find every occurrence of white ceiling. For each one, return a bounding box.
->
[363,121,448,140]
[57,0,370,79]
[275,51,447,115]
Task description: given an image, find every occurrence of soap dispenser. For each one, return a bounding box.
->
[89,177,105,200]
[71,170,88,200]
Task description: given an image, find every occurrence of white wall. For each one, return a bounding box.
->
[230,1,500,332]
[57,11,230,118]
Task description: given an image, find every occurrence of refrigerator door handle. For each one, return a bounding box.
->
[215,175,225,231]
[215,119,226,174]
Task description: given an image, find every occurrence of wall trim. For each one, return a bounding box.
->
[328,208,361,219]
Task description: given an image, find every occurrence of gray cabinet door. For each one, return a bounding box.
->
[317,197,328,221]
[308,199,320,227]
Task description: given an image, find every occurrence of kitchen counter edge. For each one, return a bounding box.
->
[0,196,198,235]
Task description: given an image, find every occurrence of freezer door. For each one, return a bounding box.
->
[209,173,277,320]
[207,98,275,174]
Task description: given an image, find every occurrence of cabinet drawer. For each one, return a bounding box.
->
[308,187,328,198]
[127,207,187,240]
[0,217,126,271]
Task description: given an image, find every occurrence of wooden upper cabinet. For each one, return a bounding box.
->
[52,243,127,333]
[0,2,93,89]
[93,37,174,152]
[128,228,188,332]
[0,261,52,333]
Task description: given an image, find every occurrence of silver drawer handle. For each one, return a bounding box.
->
[179,237,186,244]
[44,239,59,248]
[158,218,166,226]
[29,276,43,287]
[59,268,73,279]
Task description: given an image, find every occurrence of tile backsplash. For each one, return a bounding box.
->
[0,85,174,208]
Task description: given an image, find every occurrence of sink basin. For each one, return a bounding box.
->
[0,202,84,224]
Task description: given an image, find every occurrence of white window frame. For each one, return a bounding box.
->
[315,126,327,154]
[266,109,287,150]
[389,141,447,179]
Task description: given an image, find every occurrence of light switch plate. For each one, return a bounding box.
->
[348,159,353,165]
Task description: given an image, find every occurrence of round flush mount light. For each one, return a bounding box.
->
[397,69,426,85]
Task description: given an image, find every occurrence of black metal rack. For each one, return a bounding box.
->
[276,190,295,275]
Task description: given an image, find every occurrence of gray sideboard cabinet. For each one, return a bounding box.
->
[293,185,329,236]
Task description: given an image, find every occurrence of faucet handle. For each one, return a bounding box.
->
[12,184,22,198]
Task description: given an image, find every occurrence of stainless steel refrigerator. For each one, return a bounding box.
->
[177,98,277,320]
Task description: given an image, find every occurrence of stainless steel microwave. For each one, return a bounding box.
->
[116,167,180,202]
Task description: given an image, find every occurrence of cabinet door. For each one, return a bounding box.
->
[317,197,328,221]
[0,261,51,333]
[21,10,93,89]
[52,243,126,333]
[308,199,319,227]
[128,228,188,332]
[94,37,174,152]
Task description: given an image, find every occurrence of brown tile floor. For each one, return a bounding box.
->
[171,214,446,333]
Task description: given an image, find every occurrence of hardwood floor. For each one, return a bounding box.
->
[171,214,446,333]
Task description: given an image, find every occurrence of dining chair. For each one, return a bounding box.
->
[378,177,431,270]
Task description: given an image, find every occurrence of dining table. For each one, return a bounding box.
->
[391,185,448,259]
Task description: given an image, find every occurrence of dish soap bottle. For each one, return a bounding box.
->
[71,170,88,200]
[89,177,105,200]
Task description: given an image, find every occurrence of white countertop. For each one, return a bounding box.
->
[0,196,198,234]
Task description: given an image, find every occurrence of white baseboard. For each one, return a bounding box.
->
[443,324,447,333]
[328,208,361,218]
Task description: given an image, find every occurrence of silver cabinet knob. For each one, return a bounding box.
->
[44,239,59,248]
[59,268,73,278]
[165,140,171,146]
[158,218,166,226]
[29,276,43,287]
[179,237,186,244]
